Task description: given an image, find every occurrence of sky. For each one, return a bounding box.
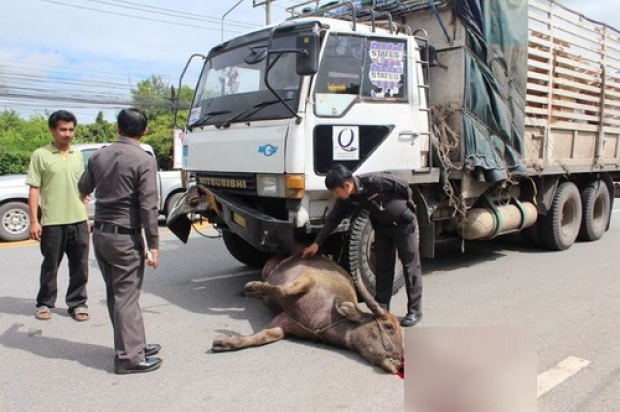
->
[0,0,619,124]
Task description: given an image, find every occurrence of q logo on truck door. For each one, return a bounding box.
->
[333,126,359,161]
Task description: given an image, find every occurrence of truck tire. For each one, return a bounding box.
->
[222,231,271,268]
[539,182,582,251]
[578,180,610,241]
[348,209,405,296]
[0,201,31,242]
[166,192,184,217]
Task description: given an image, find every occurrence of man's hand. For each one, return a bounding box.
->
[146,249,159,269]
[301,243,319,259]
[30,221,42,241]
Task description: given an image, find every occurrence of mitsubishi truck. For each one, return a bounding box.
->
[168,0,620,293]
[0,143,184,242]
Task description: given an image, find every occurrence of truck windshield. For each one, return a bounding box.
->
[189,33,302,128]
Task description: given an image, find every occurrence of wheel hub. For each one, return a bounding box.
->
[3,209,29,234]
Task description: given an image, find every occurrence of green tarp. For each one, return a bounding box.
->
[457,0,529,182]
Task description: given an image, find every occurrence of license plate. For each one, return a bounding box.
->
[232,212,246,228]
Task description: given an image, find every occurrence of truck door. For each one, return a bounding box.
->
[309,33,427,180]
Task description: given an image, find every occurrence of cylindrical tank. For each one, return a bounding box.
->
[462,202,538,240]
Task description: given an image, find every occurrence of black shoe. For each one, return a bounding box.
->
[115,357,162,375]
[400,312,422,327]
[145,343,161,357]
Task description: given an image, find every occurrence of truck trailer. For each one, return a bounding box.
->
[168,0,620,293]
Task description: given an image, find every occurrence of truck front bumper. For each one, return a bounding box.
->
[165,187,206,243]
[212,189,294,253]
[166,186,294,253]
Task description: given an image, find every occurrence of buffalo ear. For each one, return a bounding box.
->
[336,301,364,323]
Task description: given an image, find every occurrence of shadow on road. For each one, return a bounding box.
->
[0,296,36,317]
[422,233,549,275]
[0,322,111,373]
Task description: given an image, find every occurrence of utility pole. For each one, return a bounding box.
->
[253,0,276,25]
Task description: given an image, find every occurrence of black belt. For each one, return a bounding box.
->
[372,219,412,228]
[94,222,140,235]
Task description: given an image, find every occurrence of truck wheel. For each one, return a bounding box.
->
[578,180,610,241]
[539,182,582,251]
[222,231,271,268]
[166,192,184,217]
[0,202,31,242]
[348,209,405,296]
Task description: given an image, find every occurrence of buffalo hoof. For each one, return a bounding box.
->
[243,281,265,298]
[212,335,237,352]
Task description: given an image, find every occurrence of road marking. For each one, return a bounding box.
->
[191,270,258,283]
[537,356,591,398]
[0,239,38,249]
[0,221,213,249]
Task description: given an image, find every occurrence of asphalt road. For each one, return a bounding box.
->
[0,215,618,411]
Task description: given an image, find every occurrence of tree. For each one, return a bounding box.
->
[130,76,195,170]
[0,110,50,174]
[74,111,116,143]
[131,75,173,120]
[0,74,197,175]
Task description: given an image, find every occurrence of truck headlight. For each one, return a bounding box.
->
[256,174,305,198]
[257,175,279,196]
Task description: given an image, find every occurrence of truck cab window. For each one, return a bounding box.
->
[189,31,303,127]
[362,38,407,100]
[315,35,365,117]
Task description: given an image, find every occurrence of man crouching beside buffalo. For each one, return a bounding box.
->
[301,164,423,327]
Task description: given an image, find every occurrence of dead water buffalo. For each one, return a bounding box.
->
[212,255,404,374]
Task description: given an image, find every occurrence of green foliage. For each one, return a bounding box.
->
[0,110,50,174]
[74,111,116,143]
[0,76,197,175]
[131,75,174,120]
[131,78,194,170]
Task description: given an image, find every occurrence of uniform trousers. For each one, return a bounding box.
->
[372,216,422,315]
[36,221,89,312]
[93,229,147,367]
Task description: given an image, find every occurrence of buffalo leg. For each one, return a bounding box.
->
[212,326,285,352]
[244,276,314,299]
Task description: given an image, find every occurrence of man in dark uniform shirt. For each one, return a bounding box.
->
[78,108,163,374]
[302,164,423,327]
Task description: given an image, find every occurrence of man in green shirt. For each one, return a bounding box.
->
[26,110,90,322]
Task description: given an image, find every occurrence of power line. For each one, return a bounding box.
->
[40,0,248,34]
[0,57,139,83]
[85,0,259,29]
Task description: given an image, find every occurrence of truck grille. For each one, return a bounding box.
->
[195,172,256,194]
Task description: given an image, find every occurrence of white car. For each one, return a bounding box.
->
[0,143,184,242]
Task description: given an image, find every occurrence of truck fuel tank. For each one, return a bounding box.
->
[463,202,538,240]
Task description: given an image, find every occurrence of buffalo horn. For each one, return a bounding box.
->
[351,270,385,318]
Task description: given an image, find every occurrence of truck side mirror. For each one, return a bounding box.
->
[296,32,319,76]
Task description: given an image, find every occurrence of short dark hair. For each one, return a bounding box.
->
[48,110,77,129]
[117,108,148,138]
[325,164,353,190]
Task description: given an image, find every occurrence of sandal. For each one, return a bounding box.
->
[35,306,52,320]
[70,306,90,322]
